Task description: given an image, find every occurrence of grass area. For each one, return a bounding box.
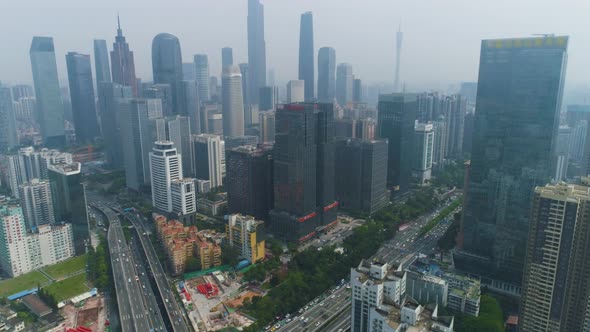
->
[41,255,87,279]
[44,273,90,302]
[418,198,463,237]
[0,271,50,298]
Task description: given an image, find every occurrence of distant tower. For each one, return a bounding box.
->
[222,65,245,137]
[149,141,182,213]
[110,15,138,96]
[194,54,210,102]
[66,52,100,143]
[298,12,315,101]
[222,47,234,69]
[151,33,183,115]
[394,24,403,92]
[247,0,267,104]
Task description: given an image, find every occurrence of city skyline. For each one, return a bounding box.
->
[2,1,590,93]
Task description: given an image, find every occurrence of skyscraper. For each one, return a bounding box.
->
[182,62,196,81]
[170,178,196,216]
[413,123,434,184]
[152,33,183,114]
[226,145,274,221]
[179,80,201,134]
[166,115,193,177]
[47,162,89,255]
[143,84,172,116]
[30,36,65,147]
[247,0,266,104]
[222,65,245,137]
[19,179,55,230]
[118,99,152,191]
[110,16,137,96]
[353,78,362,103]
[259,86,276,111]
[520,181,590,332]
[239,63,251,126]
[258,110,275,143]
[93,39,111,86]
[11,85,34,101]
[286,80,305,103]
[336,63,353,107]
[377,93,417,194]
[222,47,233,69]
[0,84,18,151]
[393,25,403,92]
[269,103,337,242]
[317,47,336,103]
[456,36,568,288]
[66,52,100,143]
[191,134,223,188]
[97,82,133,169]
[298,12,314,101]
[150,141,182,213]
[194,54,210,103]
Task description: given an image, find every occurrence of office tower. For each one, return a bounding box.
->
[377,93,417,194]
[152,33,183,115]
[298,12,314,101]
[413,123,434,184]
[554,125,571,182]
[222,65,245,137]
[225,136,258,150]
[259,86,276,111]
[97,82,133,168]
[287,80,305,103]
[459,82,478,110]
[208,113,224,136]
[317,47,336,103]
[444,95,466,159]
[269,103,337,242]
[210,76,220,101]
[93,39,111,86]
[118,99,152,190]
[357,118,376,140]
[13,96,36,122]
[65,52,100,143]
[47,162,88,255]
[179,80,201,134]
[226,214,266,263]
[567,105,590,173]
[416,92,439,122]
[267,68,276,87]
[191,134,223,188]
[394,25,403,92]
[222,47,233,69]
[259,111,275,143]
[143,83,173,116]
[336,63,353,107]
[19,179,55,229]
[456,36,568,288]
[247,0,266,104]
[0,203,74,277]
[520,181,590,332]
[11,85,33,101]
[334,138,389,215]
[432,116,447,168]
[238,63,252,127]
[170,178,196,216]
[353,78,362,103]
[462,111,474,156]
[334,118,356,138]
[194,54,210,102]
[30,37,65,147]
[182,62,196,81]
[150,141,182,213]
[166,115,192,176]
[570,120,587,163]
[110,16,137,96]
[226,145,273,221]
[0,84,18,151]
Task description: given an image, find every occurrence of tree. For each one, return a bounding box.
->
[185,256,200,273]
[221,244,240,267]
[455,295,504,332]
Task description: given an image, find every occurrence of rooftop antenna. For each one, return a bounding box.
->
[394,22,403,93]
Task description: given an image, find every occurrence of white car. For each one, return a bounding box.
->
[315,322,321,327]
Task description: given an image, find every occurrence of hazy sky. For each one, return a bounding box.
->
[2,0,590,91]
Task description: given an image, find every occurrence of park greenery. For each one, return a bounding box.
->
[454,295,505,332]
[87,236,111,290]
[432,160,466,189]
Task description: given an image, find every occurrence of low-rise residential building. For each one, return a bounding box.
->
[226,214,265,263]
[196,193,227,216]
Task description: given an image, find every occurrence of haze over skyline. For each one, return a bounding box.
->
[2,0,590,92]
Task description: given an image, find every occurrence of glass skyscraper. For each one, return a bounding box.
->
[152,33,183,115]
[247,0,266,104]
[298,12,314,102]
[317,47,336,103]
[66,52,100,143]
[456,36,568,287]
[93,39,111,86]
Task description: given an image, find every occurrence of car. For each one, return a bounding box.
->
[286,318,292,323]
[319,302,324,306]
[315,322,321,327]
[331,295,336,299]
[304,318,309,323]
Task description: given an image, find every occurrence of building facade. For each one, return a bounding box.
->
[93,39,111,86]
[191,134,223,188]
[152,33,183,115]
[110,17,137,96]
[336,63,353,108]
[226,214,265,263]
[150,141,182,213]
[66,52,100,143]
[18,179,55,230]
[286,80,305,103]
[317,47,336,103]
[194,54,210,103]
[298,12,314,101]
[222,65,245,137]
[247,0,267,104]
[413,123,434,184]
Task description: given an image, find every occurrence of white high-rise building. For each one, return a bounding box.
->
[149,141,182,213]
[18,179,55,230]
[413,123,435,184]
[191,134,223,188]
[171,179,196,215]
[286,80,304,103]
[222,65,245,137]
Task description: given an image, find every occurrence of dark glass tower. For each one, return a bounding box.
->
[0,84,18,151]
[152,33,183,115]
[110,16,138,96]
[269,103,337,242]
[98,82,132,169]
[194,54,210,103]
[298,12,314,101]
[456,36,568,286]
[247,0,266,104]
[30,36,65,147]
[317,47,336,103]
[66,52,100,143]
[377,93,417,194]
[222,47,233,69]
[239,63,251,126]
[226,145,274,221]
[93,39,111,86]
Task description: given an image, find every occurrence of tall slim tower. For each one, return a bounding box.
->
[336,63,353,107]
[152,33,183,115]
[317,47,336,103]
[0,84,18,151]
[222,47,233,69]
[150,141,182,213]
[110,16,137,96]
[394,25,403,93]
[194,54,210,103]
[19,179,55,230]
[66,52,100,143]
[298,12,314,102]
[222,65,245,137]
[93,39,111,86]
[247,0,266,104]
[239,63,251,127]
[30,36,65,147]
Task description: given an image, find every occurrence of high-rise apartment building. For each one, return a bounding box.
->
[456,36,568,288]
[30,37,65,147]
[336,63,353,107]
[194,54,211,103]
[149,141,182,213]
[269,103,337,242]
[19,179,55,230]
[170,178,196,216]
[191,134,223,188]
[298,12,314,101]
[520,181,590,332]
[11,85,34,101]
[317,47,336,103]
[226,214,265,263]
[66,52,100,143]
[110,16,137,96]
[93,39,111,86]
[226,145,274,221]
[286,80,305,103]
[377,93,417,194]
[0,84,18,151]
[413,123,434,184]
[247,0,266,104]
[222,65,245,137]
[152,33,183,114]
[97,82,133,169]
